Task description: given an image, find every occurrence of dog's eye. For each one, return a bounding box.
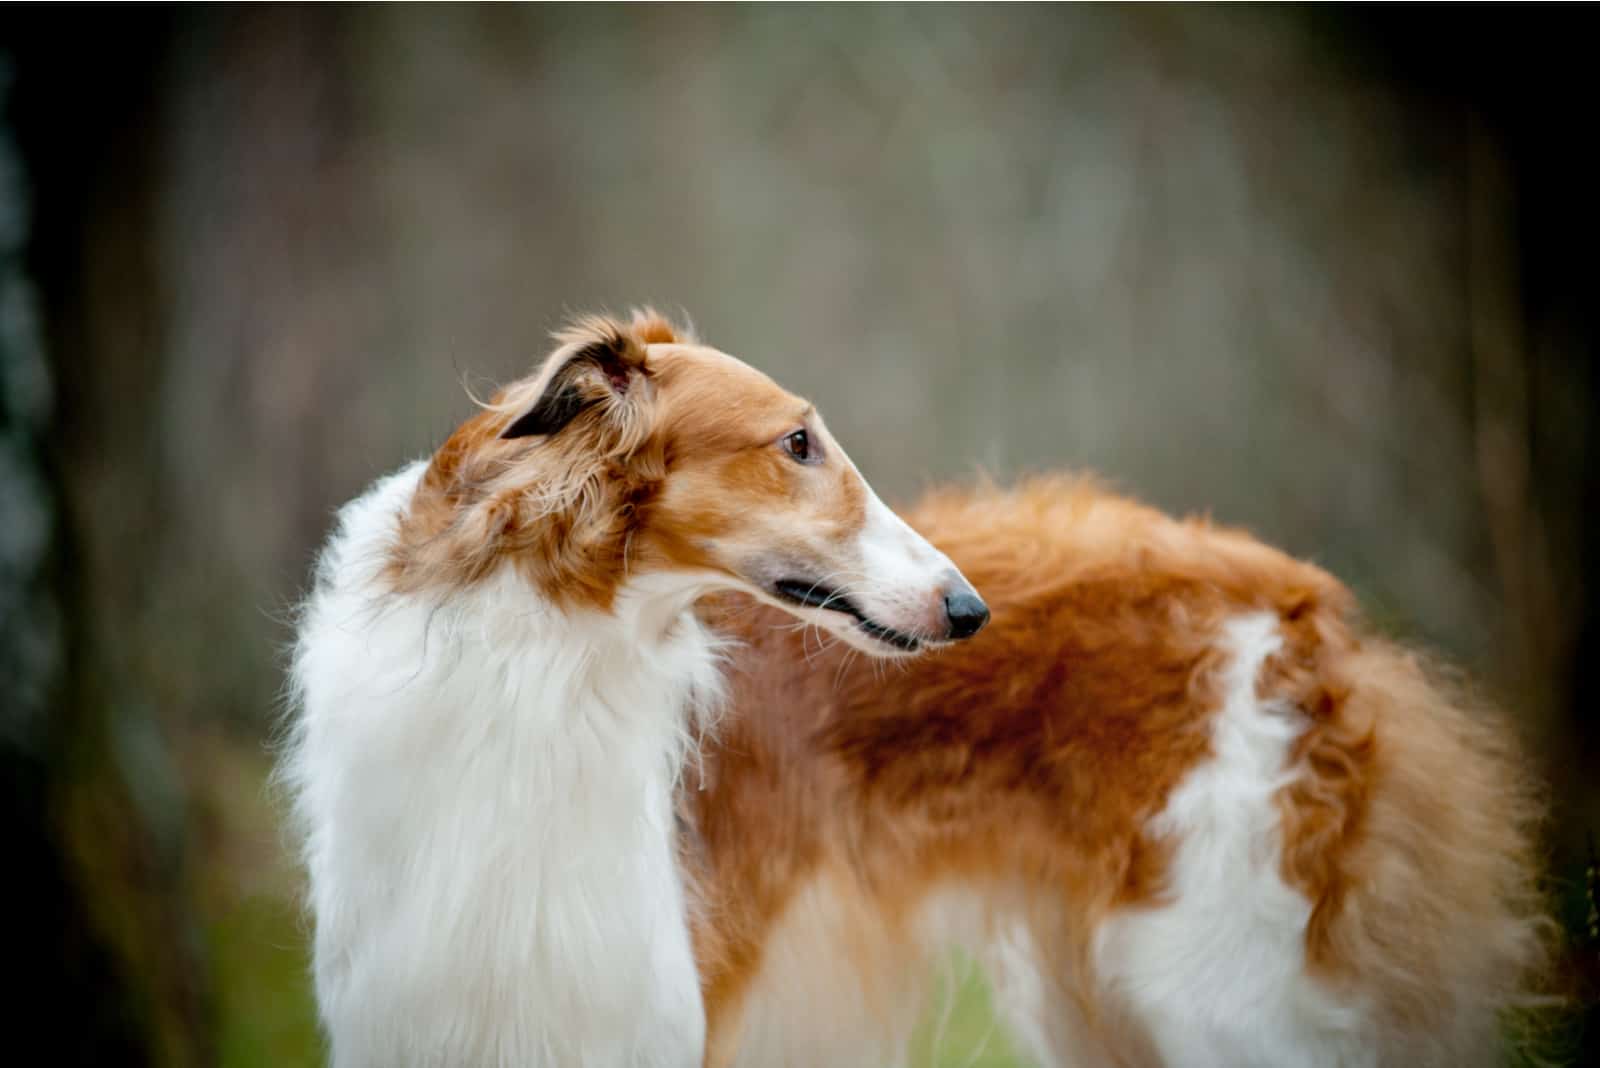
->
[781,429,819,464]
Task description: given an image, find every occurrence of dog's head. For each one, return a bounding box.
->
[392,310,986,656]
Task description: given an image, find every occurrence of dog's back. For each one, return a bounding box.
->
[687,476,1548,1067]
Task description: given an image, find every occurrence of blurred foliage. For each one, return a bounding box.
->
[3,5,1595,1065]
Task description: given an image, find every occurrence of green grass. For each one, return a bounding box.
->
[908,954,1035,1068]
[210,894,322,1068]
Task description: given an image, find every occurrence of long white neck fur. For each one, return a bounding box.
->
[285,461,719,1067]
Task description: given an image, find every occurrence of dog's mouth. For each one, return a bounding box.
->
[771,579,924,653]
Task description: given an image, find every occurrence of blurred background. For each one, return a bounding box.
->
[2,6,1595,1065]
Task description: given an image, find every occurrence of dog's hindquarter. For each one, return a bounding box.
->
[688,477,1548,1067]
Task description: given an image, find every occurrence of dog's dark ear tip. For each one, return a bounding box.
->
[501,383,589,439]
[499,410,544,440]
[500,411,548,440]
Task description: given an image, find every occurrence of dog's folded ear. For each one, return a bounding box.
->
[501,316,653,440]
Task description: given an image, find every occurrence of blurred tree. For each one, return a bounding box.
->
[2,18,213,1066]
[1346,11,1600,1054]
[2,62,153,1067]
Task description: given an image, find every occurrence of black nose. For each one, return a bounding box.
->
[944,589,990,640]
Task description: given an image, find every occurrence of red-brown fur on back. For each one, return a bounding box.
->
[684,476,1549,1066]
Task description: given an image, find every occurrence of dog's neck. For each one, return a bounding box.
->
[407,562,724,772]
[288,460,718,1064]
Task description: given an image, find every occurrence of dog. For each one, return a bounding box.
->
[687,476,1550,1068]
[282,310,989,1067]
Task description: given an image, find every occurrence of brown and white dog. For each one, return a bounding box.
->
[686,478,1551,1067]
[284,311,987,1068]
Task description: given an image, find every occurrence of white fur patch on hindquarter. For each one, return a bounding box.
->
[1094,613,1372,1068]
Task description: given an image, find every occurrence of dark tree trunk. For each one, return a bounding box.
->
[2,16,214,1065]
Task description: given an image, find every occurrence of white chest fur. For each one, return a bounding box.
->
[285,463,720,1067]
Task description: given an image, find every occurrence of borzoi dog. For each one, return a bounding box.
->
[284,310,988,1067]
